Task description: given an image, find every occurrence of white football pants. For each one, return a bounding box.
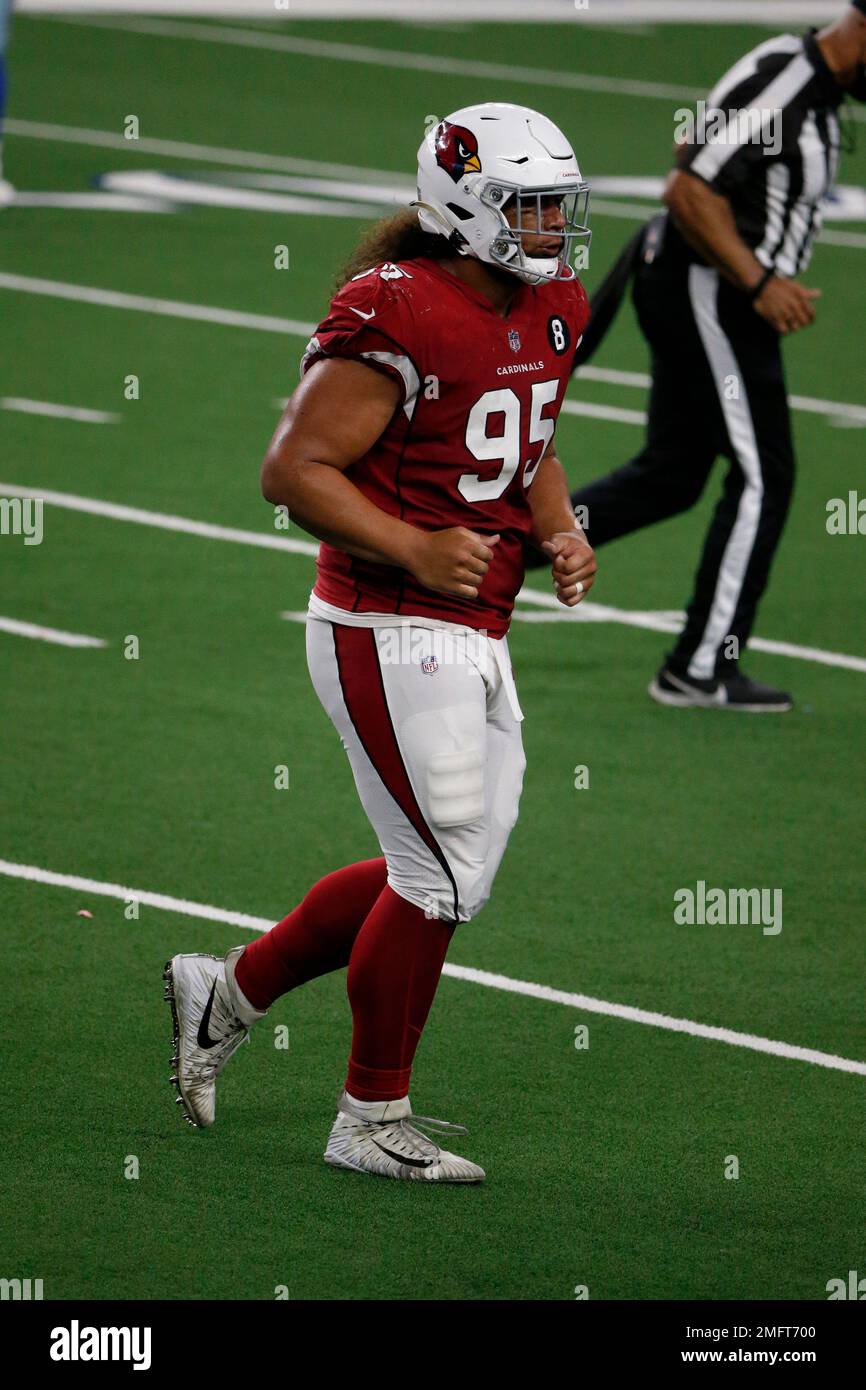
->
[306,616,526,924]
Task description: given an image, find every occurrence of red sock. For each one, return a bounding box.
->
[235,858,387,1010]
[345,884,455,1102]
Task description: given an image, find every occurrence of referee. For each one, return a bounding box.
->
[548,3,866,712]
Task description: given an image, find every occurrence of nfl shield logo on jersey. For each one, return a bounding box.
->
[421,654,439,675]
[508,328,521,353]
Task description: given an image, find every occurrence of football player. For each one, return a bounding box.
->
[164,103,596,1183]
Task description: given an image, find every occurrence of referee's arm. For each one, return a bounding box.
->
[663,169,820,334]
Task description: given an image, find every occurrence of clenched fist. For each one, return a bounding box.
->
[410,528,500,599]
[541,530,597,606]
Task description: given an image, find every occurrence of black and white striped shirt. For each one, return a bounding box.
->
[675,30,843,277]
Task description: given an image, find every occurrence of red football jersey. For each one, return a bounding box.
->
[300,256,589,638]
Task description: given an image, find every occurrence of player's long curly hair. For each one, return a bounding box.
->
[336,208,453,289]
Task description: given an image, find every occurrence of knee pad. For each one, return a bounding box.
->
[427,745,485,829]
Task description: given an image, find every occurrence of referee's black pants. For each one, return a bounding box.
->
[567,259,795,681]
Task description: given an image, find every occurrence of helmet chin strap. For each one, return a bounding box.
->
[509,254,572,286]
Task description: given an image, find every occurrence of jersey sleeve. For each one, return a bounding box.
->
[677,55,809,197]
[299,266,422,416]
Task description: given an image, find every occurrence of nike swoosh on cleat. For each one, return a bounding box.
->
[196,981,220,1048]
[371,1138,435,1168]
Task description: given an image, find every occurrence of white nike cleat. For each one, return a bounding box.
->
[162,947,266,1129]
[324,1091,485,1183]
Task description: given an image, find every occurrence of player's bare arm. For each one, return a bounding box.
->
[528,442,596,606]
[262,357,499,600]
[663,169,820,335]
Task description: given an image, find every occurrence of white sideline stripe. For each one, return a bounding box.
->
[14,1,850,21]
[0,397,120,424]
[24,15,730,103]
[4,273,865,429]
[42,14,866,123]
[0,618,107,648]
[2,854,863,1078]
[3,481,865,675]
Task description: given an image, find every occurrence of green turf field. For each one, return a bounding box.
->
[1,5,864,1301]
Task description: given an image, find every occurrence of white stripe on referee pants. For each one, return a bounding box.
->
[686,266,765,682]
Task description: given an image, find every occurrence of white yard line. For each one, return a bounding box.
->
[0,272,310,335]
[5,120,412,186]
[0,482,319,556]
[0,618,106,648]
[1,397,120,424]
[576,368,866,428]
[3,273,865,428]
[6,191,174,213]
[97,171,391,219]
[2,854,863,1077]
[820,230,866,250]
[8,120,866,234]
[2,481,864,676]
[512,588,866,674]
[561,400,648,427]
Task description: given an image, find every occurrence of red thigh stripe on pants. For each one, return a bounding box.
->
[331,623,459,921]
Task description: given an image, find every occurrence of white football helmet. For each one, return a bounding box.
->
[415,102,591,286]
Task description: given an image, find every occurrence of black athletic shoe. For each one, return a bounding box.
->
[648,666,793,712]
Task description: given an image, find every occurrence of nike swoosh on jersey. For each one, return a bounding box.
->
[197,982,219,1048]
[349,306,376,320]
[371,1138,435,1169]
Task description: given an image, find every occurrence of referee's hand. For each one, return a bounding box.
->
[753,276,821,335]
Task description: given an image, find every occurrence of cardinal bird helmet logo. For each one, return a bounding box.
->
[434,121,482,183]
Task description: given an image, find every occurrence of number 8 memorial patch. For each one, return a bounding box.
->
[547,316,570,355]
